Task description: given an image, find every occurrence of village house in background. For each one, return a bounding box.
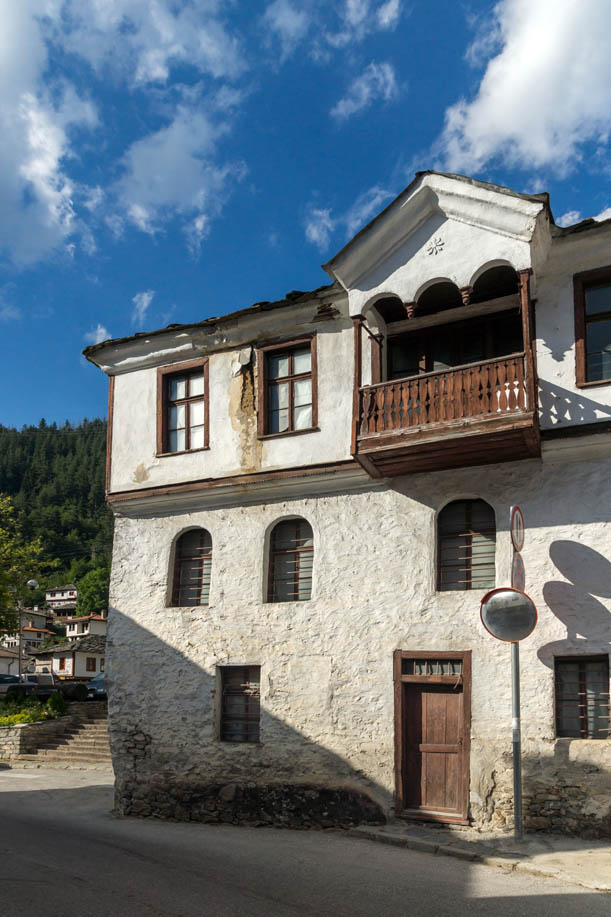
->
[45,585,78,612]
[1,607,56,652]
[86,172,611,837]
[0,647,19,676]
[30,635,106,680]
[65,613,108,640]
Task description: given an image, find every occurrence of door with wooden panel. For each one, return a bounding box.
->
[394,652,471,824]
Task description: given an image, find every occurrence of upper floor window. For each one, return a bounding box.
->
[257,337,317,437]
[157,359,209,454]
[437,499,496,591]
[171,528,212,607]
[268,518,313,602]
[574,267,611,386]
[555,656,609,739]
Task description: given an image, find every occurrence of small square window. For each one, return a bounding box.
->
[157,359,209,454]
[220,666,260,742]
[555,656,609,739]
[86,657,97,673]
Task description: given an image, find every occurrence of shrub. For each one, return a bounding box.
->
[46,692,67,716]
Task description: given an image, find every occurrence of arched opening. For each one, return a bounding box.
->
[170,528,212,606]
[437,500,495,591]
[471,266,519,304]
[267,518,313,602]
[371,295,406,324]
[416,281,462,316]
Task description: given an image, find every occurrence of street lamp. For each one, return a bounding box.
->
[17,579,39,682]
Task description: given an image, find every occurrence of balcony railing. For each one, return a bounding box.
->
[358,353,529,437]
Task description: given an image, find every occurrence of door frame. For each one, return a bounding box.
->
[393,649,472,825]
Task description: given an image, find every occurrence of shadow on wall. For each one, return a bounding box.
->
[106,609,389,828]
[538,540,611,667]
[538,379,611,427]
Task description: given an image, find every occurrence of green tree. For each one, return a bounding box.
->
[77,566,109,615]
[0,494,46,632]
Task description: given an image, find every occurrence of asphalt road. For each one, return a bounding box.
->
[1,768,608,917]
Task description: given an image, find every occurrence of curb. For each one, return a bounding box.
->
[347,827,610,892]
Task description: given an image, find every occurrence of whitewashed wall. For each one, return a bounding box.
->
[107,452,611,831]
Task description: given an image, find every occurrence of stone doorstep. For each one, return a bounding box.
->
[347,826,611,893]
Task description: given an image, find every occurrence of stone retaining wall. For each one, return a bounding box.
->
[0,716,76,758]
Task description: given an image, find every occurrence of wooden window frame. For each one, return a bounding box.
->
[156,358,209,456]
[256,335,318,438]
[437,499,496,593]
[554,655,610,739]
[170,528,213,608]
[393,650,472,825]
[267,518,314,603]
[574,266,611,387]
[86,657,96,672]
[58,657,66,671]
[219,665,261,743]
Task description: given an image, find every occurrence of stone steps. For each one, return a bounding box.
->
[13,709,112,768]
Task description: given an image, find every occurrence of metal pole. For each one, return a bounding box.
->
[17,601,22,683]
[511,640,523,841]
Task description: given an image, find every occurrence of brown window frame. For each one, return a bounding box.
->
[58,657,66,671]
[157,358,209,455]
[86,657,96,672]
[256,335,318,438]
[170,528,213,607]
[267,518,314,603]
[437,499,496,592]
[555,655,610,739]
[219,665,261,743]
[574,266,611,387]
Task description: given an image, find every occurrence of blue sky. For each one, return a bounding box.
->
[3,0,611,427]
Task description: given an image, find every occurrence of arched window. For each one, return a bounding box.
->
[437,500,495,591]
[471,266,518,304]
[268,519,313,602]
[171,529,212,606]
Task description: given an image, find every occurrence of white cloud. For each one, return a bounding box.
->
[84,323,111,344]
[345,186,394,236]
[377,0,401,29]
[0,305,21,321]
[439,0,611,174]
[305,208,335,250]
[331,61,398,120]
[263,0,310,60]
[132,289,155,326]
[305,183,394,251]
[556,210,581,228]
[595,207,611,222]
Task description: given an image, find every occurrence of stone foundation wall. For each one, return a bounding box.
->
[0,716,75,758]
[116,777,385,828]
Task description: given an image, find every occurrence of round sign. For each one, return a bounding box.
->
[480,587,537,643]
[511,506,525,553]
[512,552,525,592]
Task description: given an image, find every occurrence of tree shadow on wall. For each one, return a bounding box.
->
[105,608,390,828]
[538,540,611,668]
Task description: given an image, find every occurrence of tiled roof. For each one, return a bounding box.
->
[54,635,106,656]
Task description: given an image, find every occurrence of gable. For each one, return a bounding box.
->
[324,172,548,316]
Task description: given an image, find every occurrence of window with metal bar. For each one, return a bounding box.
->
[555,656,610,739]
[437,499,496,591]
[268,518,313,602]
[220,666,260,742]
[171,529,212,606]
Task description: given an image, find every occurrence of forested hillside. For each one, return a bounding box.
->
[0,419,112,612]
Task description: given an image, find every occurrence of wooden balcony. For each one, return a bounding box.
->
[354,353,540,477]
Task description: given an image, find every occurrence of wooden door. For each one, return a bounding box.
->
[394,652,471,824]
[404,684,463,814]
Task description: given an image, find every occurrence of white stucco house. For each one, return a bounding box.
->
[85,172,611,836]
[64,614,108,640]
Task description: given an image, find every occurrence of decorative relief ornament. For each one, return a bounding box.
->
[426,236,444,255]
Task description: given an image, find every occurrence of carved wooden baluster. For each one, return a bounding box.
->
[516,356,526,410]
[374,386,383,432]
[507,358,518,411]
[497,360,508,412]
[392,383,400,429]
[361,389,371,434]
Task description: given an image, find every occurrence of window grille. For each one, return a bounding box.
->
[402,658,463,676]
[220,666,260,743]
[172,529,212,606]
[268,519,313,602]
[438,499,496,591]
[555,657,610,739]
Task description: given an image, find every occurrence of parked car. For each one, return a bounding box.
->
[86,673,107,700]
[7,673,88,702]
[0,674,19,696]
